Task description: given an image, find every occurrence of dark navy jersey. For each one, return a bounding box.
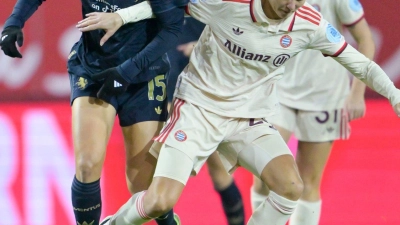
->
[70,0,161,76]
[4,0,188,83]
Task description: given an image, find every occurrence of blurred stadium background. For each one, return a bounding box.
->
[1,0,399,224]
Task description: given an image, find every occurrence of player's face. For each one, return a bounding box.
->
[264,0,305,19]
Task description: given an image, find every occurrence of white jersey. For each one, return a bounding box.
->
[277,0,365,110]
[166,0,400,118]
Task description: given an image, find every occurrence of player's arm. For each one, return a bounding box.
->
[310,21,400,117]
[334,45,400,117]
[87,0,187,99]
[115,1,185,84]
[76,1,155,46]
[345,18,375,120]
[1,0,46,58]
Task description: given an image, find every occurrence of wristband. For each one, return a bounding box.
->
[116,1,154,24]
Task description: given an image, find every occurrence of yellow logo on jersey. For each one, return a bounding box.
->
[76,77,88,90]
[155,106,162,115]
[68,50,76,60]
[77,220,94,225]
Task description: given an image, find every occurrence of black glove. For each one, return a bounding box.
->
[92,67,129,100]
[0,26,24,58]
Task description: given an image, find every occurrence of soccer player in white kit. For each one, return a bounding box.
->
[80,0,400,224]
[250,0,376,224]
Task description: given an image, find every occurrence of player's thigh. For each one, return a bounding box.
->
[145,145,191,211]
[230,127,301,197]
[122,121,164,193]
[72,96,116,181]
[153,99,229,176]
[295,108,350,142]
[207,151,233,189]
[70,72,116,151]
[268,104,297,142]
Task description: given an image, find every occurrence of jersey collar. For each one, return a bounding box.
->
[250,0,296,32]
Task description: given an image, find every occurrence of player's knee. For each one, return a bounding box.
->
[75,158,102,181]
[270,176,303,201]
[285,178,303,201]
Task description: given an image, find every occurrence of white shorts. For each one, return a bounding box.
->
[150,98,292,184]
[270,104,350,142]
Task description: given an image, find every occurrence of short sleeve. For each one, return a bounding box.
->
[335,0,364,26]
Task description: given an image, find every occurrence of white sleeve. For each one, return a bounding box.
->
[309,19,348,56]
[116,1,154,24]
[334,44,400,107]
[336,0,364,26]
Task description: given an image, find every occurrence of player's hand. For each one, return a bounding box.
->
[344,93,366,121]
[76,12,123,46]
[0,26,24,58]
[92,68,129,100]
[394,103,400,117]
[177,41,198,57]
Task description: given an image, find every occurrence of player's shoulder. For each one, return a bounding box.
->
[291,2,323,31]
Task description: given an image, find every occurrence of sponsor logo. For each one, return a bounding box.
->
[174,130,187,142]
[280,35,292,48]
[232,27,243,35]
[224,39,271,62]
[68,50,76,60]
[273,54,290,67]
[73,203,101,212]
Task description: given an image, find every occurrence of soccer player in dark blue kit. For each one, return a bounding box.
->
[0,0,187,225]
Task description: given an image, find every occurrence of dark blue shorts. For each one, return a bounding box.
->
[69,72,169,127]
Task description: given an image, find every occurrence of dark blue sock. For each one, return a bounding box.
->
[155,209,177,225]
[71,176,102,225]
[216,181,245,225]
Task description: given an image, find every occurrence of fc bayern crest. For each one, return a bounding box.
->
[280,35,292,48]
[174,130,187,142]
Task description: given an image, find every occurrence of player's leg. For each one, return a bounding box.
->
[246,137,303,225]
[122,122,163,194]
[207,152,244,225]
[289,141,331,225]
[220,119,303,225]
[251,105,296,211]
[118,73,179,225]
[104,98,227,224]
[122,122,180,225]
[104,144,192,225]
[290,109,348,225]
[72,96,116,225]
